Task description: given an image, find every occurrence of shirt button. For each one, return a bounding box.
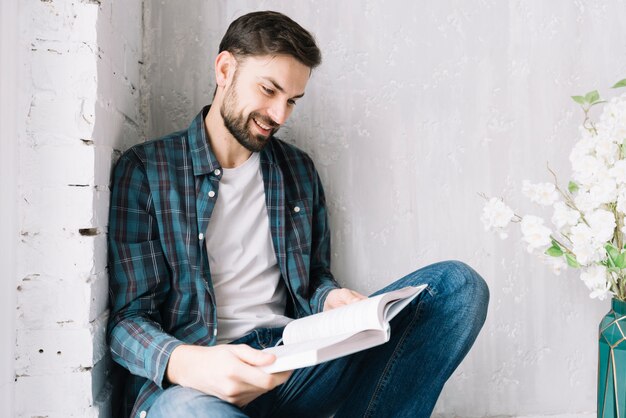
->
[214,169,221,176]
[294,206,301,213]
[208,190,216,198]
[198,233,204,240]
[139,411,147,418]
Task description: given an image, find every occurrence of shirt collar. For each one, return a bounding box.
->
[188,105,221,176]
[187,105,279,175]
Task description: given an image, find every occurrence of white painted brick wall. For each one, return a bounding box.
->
[16,0,143,416]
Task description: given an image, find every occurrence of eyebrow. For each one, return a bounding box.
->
[261,77,305,99]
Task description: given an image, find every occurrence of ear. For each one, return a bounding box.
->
[214,51,237,88]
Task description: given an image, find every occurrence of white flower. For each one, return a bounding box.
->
[570,155,605,188]
[520,215,552,253]
[568,211,613,266]
[580,264,613,300]
[580,264,607,289]
[597,93,626,142]
[586,209,616,244]
[479,93,626,300]
[594,137,620,165]
[610,160,626,186]
[569,223,603,266]
[590,285,613,301]
[574,190,603,213]
[587,171,618,205]
[551,201,580,230]
[481,198,515,239]
[522,181,559,206]
[569,134,595,163]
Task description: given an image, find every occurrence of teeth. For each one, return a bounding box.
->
[253,117,271,130]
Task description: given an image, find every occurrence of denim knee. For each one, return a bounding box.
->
[429,259,488,296]
[433,260,490,327]
[149,385,247,418]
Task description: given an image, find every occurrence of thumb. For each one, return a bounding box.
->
[231,344,276,366]
[342,290,366,305]
[349,290,367,301]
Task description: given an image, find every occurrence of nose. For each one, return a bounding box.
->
[268,101,290,126]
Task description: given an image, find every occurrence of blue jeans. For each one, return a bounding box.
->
[149,260,489,418]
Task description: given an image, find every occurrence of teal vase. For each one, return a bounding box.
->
[598,298,626,417]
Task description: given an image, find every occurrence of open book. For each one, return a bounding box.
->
[260,285,427,373]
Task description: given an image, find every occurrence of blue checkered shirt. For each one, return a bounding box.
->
[107,106,340,417]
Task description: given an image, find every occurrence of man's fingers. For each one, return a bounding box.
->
[349,290,367,299]
[229,354,290,392]
[324,288,369,311]
[229,345,290,389]
[342,290,366,305]
[272,370,293,384]
[231,344,276,366]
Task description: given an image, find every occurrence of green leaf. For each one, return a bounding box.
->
[585,90,600,104]
[612,78,626,89]
[546,246,564,257]
[566,253,580,268]
[571,95,587,105]
[568,181,579,194]
[606,243,620,263]
[615,253,626,269]
[589,100,607,108]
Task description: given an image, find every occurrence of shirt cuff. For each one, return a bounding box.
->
[310,281,341,314]
[146,335,186,389]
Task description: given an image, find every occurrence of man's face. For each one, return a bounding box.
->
[220,54,310,152]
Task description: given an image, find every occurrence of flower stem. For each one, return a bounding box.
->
[546,163,590,227]
[549,234,574,255]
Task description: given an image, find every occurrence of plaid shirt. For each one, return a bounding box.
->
[107,106,340,417]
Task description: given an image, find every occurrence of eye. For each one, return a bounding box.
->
[287,99,297,106]
[261,85,274,96]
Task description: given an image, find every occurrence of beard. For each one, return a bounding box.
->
[220,79,279,152]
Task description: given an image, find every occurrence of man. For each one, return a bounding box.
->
[107,11,489,418]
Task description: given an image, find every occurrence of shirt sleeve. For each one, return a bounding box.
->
[106,151,184,389]
[307,168,342,314]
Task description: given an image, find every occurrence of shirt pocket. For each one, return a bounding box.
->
[285,198,313,253]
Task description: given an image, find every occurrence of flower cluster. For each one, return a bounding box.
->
[481,79,626,301]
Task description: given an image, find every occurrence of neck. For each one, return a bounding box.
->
[205,104,252,169]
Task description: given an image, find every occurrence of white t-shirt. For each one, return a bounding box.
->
[205,152,291,343]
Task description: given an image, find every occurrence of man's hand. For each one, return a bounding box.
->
[323,288,367,311]
[166,344,292,407]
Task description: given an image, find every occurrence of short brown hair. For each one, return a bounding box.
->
[219,11,322,69]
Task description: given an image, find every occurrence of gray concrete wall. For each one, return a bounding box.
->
[142,1,626,416]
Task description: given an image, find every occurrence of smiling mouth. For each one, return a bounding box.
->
[252,116,279,136]
[253,117,272,131]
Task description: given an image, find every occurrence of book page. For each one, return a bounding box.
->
[260,285,427,373]
[282,285,427,345]
[283,295,387,345]
[381,285,427,321]
[261,329,389,374]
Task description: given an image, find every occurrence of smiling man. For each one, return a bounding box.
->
[107,11,489,418]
